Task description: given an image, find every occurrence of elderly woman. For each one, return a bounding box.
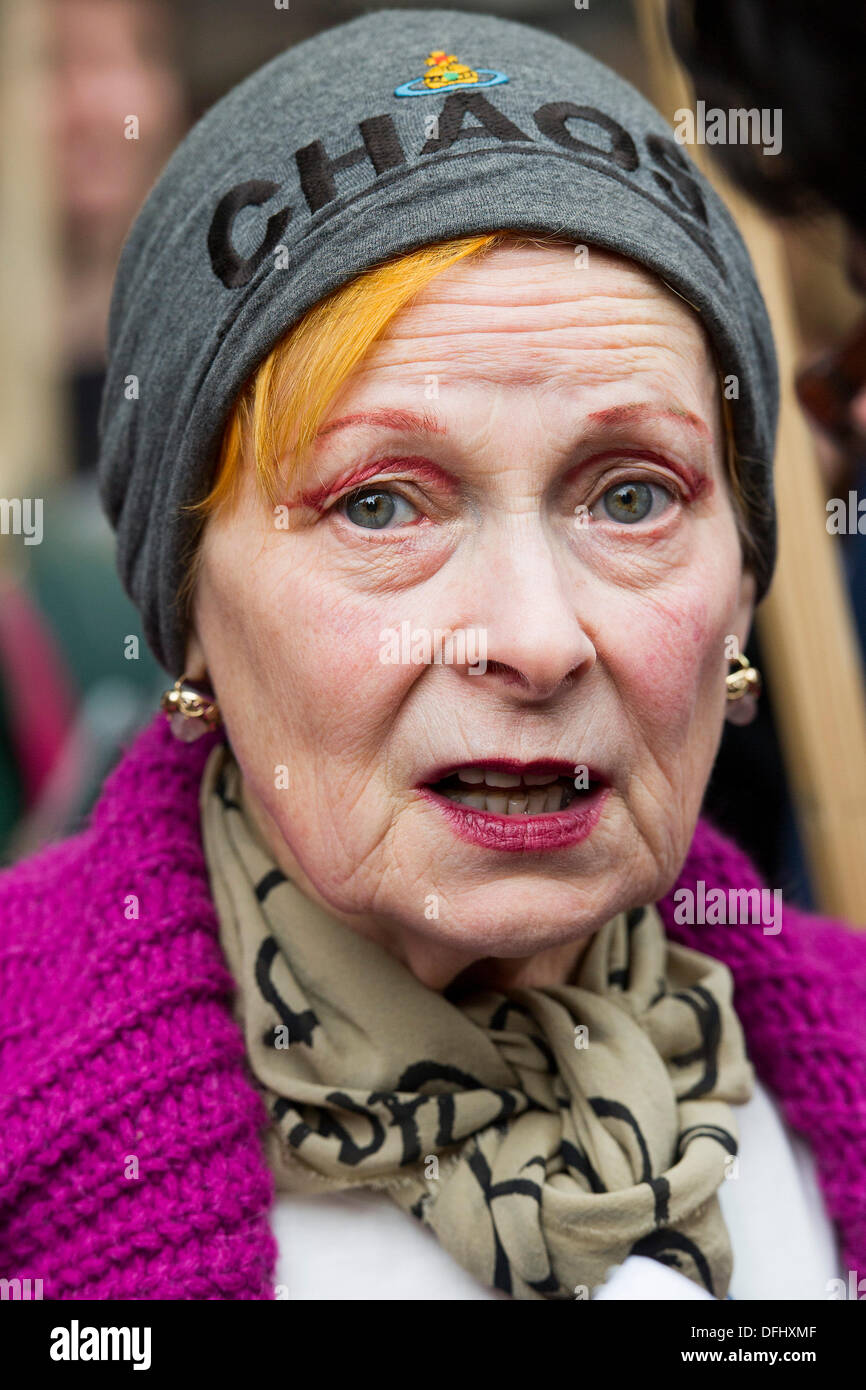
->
[1,9,864,1303]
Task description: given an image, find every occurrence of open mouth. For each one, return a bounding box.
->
[424,765,597,815]
[417,760,609,851]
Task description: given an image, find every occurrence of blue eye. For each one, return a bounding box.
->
[340,489,418,529]
[595,480,671,524]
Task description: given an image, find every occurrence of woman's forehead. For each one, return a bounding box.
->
[343,255,717,408]
[403,239,684,295]
[374,244,714,357]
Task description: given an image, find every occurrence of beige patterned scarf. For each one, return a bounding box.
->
[200,742,754,1300]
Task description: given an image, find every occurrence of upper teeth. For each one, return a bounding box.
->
[433,766,579,815]
[456,768,559,787]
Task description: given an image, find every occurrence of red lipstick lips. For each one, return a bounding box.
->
[417,760,609,852]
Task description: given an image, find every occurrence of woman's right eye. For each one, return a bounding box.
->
[338,488,419,530]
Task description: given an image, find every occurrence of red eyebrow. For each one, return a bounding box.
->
[585,403,711,439]
[313,408,448,444]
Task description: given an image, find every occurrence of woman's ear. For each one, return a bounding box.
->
[732,566,758,652]
[182,626,208,684]
[725,567,760,726]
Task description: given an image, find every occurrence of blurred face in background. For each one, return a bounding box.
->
[47,0,185,248]
[794,229,866,469]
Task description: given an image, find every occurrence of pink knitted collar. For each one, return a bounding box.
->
[0,712,863,1298]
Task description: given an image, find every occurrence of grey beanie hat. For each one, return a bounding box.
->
[98,6,779,677]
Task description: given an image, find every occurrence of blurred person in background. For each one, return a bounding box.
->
[49,0,187,472]
[668,0,866,649]
[668,0,866,901]
[1,0,187,859]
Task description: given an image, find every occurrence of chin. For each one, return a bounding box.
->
[393,805,667,944]
[400,873,653,958]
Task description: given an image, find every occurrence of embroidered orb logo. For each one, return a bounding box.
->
[395,47,509,98]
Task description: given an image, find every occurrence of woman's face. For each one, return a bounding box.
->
[189,244,755,989]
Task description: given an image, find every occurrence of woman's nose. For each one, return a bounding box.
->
[459,517,597,702]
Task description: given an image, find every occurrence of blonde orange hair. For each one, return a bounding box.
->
[177,231,754,621]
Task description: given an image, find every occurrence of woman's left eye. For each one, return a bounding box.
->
[592,479,674,525]
[337,488,419,530]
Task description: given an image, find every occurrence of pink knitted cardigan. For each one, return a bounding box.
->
[0,711,863,1300]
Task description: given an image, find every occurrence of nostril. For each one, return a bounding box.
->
[474,655,593,702]
[478,660,530,686]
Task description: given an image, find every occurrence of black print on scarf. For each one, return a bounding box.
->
[647,1174,671,1226]
[630,1228,716,1297]
[215,765,241,812]
[365,1091,433,1166]
[607,907,645,989]
[589,1096,677,1226]
[488,997,557,1075]
[649,975,668,1007]
[676,1123,737,1160]
[255,936,319,1048]
[255,868,288,902]
[396,1059,518,1149]
[558,1138,607,1192]
[276,1058,520,1168]
[275,1091,387,1164]
[467,1143,560,1296]
[590,1096,653,1180]
[671,982,722,1098]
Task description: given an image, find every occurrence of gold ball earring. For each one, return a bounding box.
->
[160,674,222,742]
[725,652,762,726]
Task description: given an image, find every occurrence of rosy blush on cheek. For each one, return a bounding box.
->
[292,614,391,711]
[311,593,387,652]
[607,586,725,733]
[273,590,417,746]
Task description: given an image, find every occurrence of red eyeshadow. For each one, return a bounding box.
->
[288,456,460,512]
[566,449,712,502]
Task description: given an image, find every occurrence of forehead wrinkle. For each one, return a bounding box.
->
[365,309,713,368]
[353,336,715,394]
[409,245,672,300]
[383,298,705,343]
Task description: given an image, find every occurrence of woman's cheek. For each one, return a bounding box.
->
[257,572,415,749]
[603,580,728,739]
